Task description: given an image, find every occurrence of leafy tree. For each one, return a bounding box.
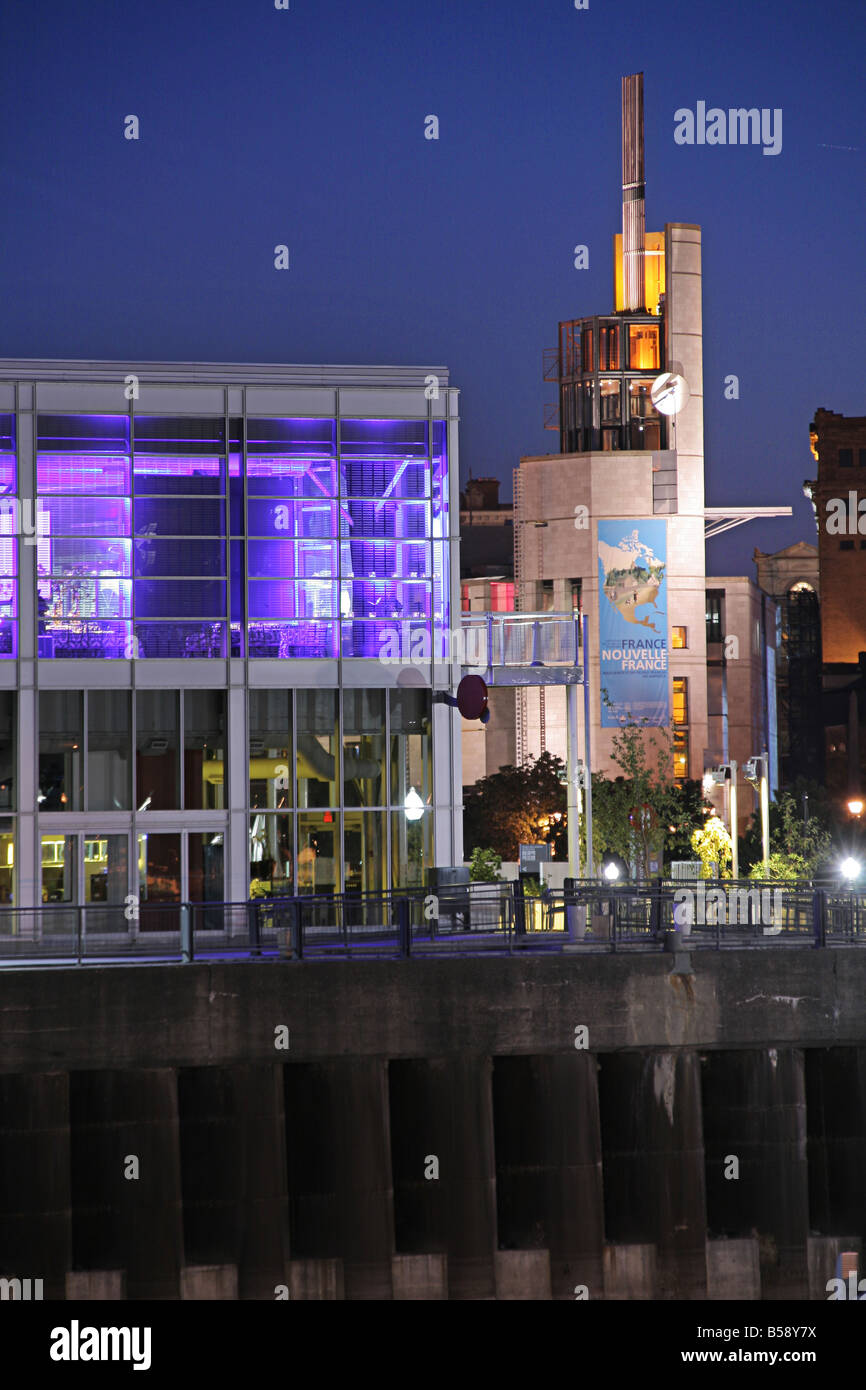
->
[468,847,502,882]
[463,753,567,861]
[748,851,810,883]
[739,777,834,878]
[691,816,733,879]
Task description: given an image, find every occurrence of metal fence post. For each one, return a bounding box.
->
[292,898,304,960]
[813,888,826,948]
[248,902,261,957]
[397,897,411,958]
[181,904,193,963]
[77,906,83,967]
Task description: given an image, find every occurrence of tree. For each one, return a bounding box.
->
[468,847,502,882]
[691,816,732,879]
[740,777,834,878]
[463,753,567,861]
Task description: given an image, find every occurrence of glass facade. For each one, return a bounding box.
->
[26,413,450,659]
[556,314,667,454]
[0,373,458,911]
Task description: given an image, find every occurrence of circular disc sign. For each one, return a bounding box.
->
[651,372,690,416]
[456,674,489,721]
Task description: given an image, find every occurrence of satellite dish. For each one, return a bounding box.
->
[651,372,690,416]
[456,674,489,722]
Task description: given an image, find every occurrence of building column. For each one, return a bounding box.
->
[599,1051,707,1298]
[70,1069,184,1300]
[492,1054,604,1298]
[389,1057,497,1299]
[226,679,248,904]
[284,1058,394,1299]
[805,1047,866,1242]
[0,1072,71,1299]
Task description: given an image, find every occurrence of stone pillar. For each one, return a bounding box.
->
[495,1250,552,1299]
[66,1270,126,1300]
[599,1051,707,1298]
[181,1264,238,1299]
[706,1238,761,1299]
[0,1073,71,1300]
[492,1054,604,1299]
[603,1244,657,1299]
[389,1057,497,1299]
[284,1059,394,1299]
[70,1069,183,1300]
[392,1254,448,1300]
[177,1065,289,1299]
[702,1049,809,1300]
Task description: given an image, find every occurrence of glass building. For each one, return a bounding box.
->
[0,361,462,910]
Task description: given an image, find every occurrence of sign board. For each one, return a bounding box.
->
[597,519,669,726]
[519,843,551,870]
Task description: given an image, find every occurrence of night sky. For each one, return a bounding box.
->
[2,0,864,577]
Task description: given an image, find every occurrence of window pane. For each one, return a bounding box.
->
[84,834,128,906]
[0,825,13,903]
[138,832,181,903]
[0,693,15,810]
[87,690,131,811]
[39,691,83,811]
[249,813,294,897]
[297,690,338,806]
[134,623,225,659]
[391,808,431,890]
[628,324,660,370]
[344,811,386,894]
[389,689,431,811]
[249,690,293,810]
[188,833,224,903]
[134,539,225,578]
[184,690,225,811]
[42,834,77,904]
[136,691,179,810]
[297,811,339,895]
[342,690,385,806]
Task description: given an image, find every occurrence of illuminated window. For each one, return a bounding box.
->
[628,324,660,370]
[672,677,689,726]
[461,584,471,612]
[628,380,655,418]
[580,326,594,372]
[489,582,514,612]
[600,379,621,422]
[671,626,687,649]
[673,729,689,783]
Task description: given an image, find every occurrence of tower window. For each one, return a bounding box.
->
[628,324,660,370]
[671,626,687,649]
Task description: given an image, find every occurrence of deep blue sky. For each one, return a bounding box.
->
[1,0,864,577]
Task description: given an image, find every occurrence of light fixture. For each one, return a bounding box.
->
[840,857,861,883]
[404,787,424,822]
[847,799,864,817]
[603,861,620,882]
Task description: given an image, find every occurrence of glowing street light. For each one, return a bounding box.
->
[847,799,864,817]
[840,857,861,883]
[603,861,620,882]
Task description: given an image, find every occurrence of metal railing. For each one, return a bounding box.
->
[1,880,864,967]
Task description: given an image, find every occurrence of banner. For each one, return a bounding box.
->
[597,519,669,727]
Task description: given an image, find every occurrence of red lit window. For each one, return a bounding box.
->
[490,583,515,612]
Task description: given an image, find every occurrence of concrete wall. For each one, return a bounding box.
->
[4,952,866,1300]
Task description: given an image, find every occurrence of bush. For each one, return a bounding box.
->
[469,847,502,882]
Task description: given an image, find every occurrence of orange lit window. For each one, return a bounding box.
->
[581,326,594,373]
[461,584,470,612]
[628,324,660,370]
[672,677,688,726]
[673,729,689,782]
[671,626,687,649]
[490,582,515,612]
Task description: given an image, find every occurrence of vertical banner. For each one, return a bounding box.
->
[597,519,669,726]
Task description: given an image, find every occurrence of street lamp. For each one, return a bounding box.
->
[743,753,770,870]
[847,799,864,818]
[603,861,620,882]
[840,857,861,883]
[705,762,738,879]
